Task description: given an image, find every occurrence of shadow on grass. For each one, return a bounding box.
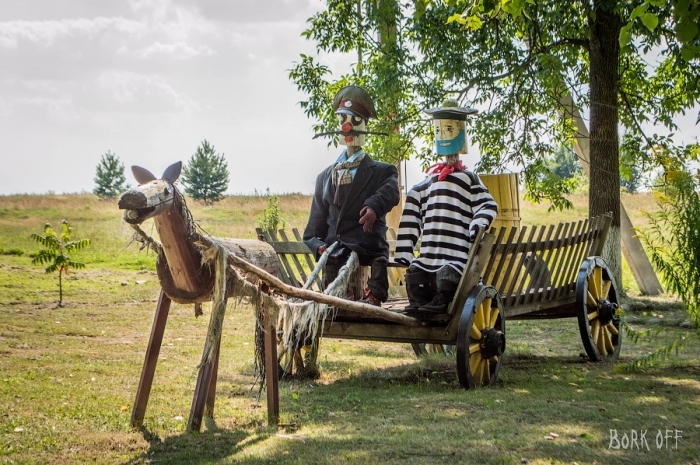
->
[126,421,265,465]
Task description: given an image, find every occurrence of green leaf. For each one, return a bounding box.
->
[466,14,483,30]
[641,12,659,31]
[446,13,465,25]
[676,18,699,43]
[619,24,633,48]
[629,4,648,21]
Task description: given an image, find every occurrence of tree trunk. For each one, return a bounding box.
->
[588,3,623,288]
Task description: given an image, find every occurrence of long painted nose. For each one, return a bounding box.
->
[341,122,353,133]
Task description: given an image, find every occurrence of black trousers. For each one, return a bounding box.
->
[324,251,389,302]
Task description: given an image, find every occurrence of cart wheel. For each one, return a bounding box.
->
[278,336,320,379]
[411,343,454,357]
[576,257,622,362]
[456,285,505,389]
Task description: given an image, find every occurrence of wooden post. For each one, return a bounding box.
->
[131,289,171,427]
[187,338,217,432]
[204,338,221,418]
[263,307,279,426]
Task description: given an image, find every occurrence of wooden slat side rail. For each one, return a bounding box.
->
[292,228,323,291]
[541,221,572,302]
[547,219,585,300]
[278,230,311,287]
[486,215,612,308]
[503,226,537,308]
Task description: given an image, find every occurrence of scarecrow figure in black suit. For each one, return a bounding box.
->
[303,85,400,305]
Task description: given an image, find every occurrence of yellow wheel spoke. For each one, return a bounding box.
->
[591,267,602,300]
[591,319,601,345]
[475,299,489,330]
[587,290,598,307]
[601,279,612,299]
[470,325,482,340]
[607,322,619,336]
[603,327,614,353]
[587,311,599,321]
[469,352,481,376]
[484,360,491,385]
[596,325,607,355]
[489,355,499,363]
[489,306,499,327]
[469,343,480,355]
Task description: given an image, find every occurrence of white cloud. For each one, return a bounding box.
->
[130,41,215,59]
[97,70,197,112]
[16,96,79,123]
[0,17,145,49]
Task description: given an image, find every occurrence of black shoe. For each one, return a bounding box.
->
[417,294,450,314]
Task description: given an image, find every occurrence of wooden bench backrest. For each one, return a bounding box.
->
[256,227,405,295]
[482,213,612,309]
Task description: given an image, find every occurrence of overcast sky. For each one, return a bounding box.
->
[0,0,430,196]
[1,1,696,196]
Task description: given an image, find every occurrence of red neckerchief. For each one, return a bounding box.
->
[426,160,465,181]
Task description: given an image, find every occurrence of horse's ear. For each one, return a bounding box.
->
[132,165,157,185]
[162,161,182,184]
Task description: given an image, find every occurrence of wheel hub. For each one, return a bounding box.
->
[597,299,618,325]
[480,328,506,359]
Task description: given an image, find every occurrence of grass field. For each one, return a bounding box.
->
[0,192,698,464]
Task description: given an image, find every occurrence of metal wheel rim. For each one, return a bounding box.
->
[576,257,622,362]
[456,285,505,389]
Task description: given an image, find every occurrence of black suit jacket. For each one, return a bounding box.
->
[304,154,400,262]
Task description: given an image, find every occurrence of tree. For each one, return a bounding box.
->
[30,220,91,308]
[290,0,700,285]
[180,140,229,205]
[93,151,127,199]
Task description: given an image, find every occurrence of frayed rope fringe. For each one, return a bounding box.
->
[277,250,358,357]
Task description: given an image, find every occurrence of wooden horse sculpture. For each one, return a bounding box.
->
[118,161,280,432]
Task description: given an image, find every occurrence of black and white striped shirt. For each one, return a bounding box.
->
[395,170,498,274]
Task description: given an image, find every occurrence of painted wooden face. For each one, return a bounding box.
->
[337,113,366,147]
[434,118,467,156]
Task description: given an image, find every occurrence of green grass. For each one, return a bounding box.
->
[1,192,698,464]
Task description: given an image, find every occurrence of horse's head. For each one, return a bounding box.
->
[118,161,182,224]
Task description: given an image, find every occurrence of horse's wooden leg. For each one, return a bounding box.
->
[204,338,221,418]
[188,339,216,432]
[264,307,279,426]
[131,289,171,427]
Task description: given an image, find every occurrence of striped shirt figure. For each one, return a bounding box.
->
[396,100,498,317]
[395,169,498,274]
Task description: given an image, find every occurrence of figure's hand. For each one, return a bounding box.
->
[359,206,377,233]
[468,225,480,243]
[318,244,327,256]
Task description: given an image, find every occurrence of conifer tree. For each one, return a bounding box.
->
[93,151,127,199]
[181,140,229,205]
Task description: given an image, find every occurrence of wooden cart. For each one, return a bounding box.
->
[257,212,621,396]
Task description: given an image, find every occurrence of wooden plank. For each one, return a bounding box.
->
[554,218,591,299]
[131,289,171,428]
[503,226,537,308]
[489,226,520,292]
[264,307,279,426]
[551,219,585,299]
[268,229,302,288]
[524,223,560,306]
[506,225,547,307]
[204,338,221,418]
[278,230,311,287]
[292,228,323,291]
[482,226,509,286]
[545,220,582,301]
[188,340,216,432]
[256,228,295,286]
[522,224,558,306]
[541,221,572,302]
